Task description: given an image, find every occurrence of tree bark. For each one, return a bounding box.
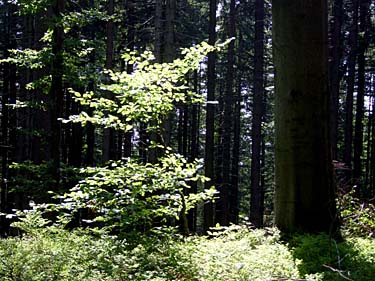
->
[353,0,370,186]
[217,0,236,226]
[203,0,217,231]
[273,0,337,233]
[102,0,115,163]
[328,0,343,160]
[343,0,359,170]
[50,0,65,188]
[250,0,265,228]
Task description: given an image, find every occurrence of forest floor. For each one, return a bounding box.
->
[0,223,374,280]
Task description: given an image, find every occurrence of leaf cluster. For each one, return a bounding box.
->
[40,153,214,233]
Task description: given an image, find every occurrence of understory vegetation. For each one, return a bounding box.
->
[0,203,374,281]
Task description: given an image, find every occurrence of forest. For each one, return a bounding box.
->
[0,0,375,280]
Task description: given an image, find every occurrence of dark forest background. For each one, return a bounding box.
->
[0,0,374,235]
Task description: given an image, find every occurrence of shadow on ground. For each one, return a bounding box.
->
[289,233,375,280]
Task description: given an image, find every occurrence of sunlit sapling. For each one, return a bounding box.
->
[53,154,215,232]
[51,42,226,232]
[64,42,221,131]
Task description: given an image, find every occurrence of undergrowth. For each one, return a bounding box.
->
[0,212,375,280]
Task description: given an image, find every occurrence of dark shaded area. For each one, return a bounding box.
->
[290,233,375,281]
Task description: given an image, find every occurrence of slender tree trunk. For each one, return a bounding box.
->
[102,0,115,163]
[217,0,236,226]
[230,76,241,224]
[353,0,370,187]
[343,0,359,170]
[154,0,163,63]
[273,0,338,233]
[250,0,265,228]
[188,71,200,232]
[123,0,136,158]
[204,0,217,231]
[329,0,343,160]
[364,97,372,191]
[149,0,164,163]
[50,0,65,188]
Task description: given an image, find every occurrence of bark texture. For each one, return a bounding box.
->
[273,0,337,233]
[250,0,265,228]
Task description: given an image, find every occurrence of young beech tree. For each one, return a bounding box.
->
[273,0,338,233]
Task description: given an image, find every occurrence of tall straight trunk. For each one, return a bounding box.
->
[250,0,265,228]
[217,0,235,226]
[329,0,343,160]
[273,0,337,233]
[203,0,217,231]
[149,0,164,163]
[154,0,163,63]
[188,71,200,232]
[165,0,176,62]
[50,0,65,188]
[1,2,17,234]
[353,0,370,185]
[85,9,96,167]
[123,0,136,158]
[371,90,375,196]
[102,0,115,163]
[343,0,359,169]
[68,90,83,167]
[364,98,372,191]
[16,14,33,162]
[229,77,241,224]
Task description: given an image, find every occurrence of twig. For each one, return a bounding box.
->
[323,264,353,281]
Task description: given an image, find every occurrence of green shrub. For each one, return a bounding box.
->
[291,233,375,281]
[337,190,375,237]
[175,225,322,281]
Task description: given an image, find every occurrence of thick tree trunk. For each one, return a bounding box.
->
[250,0,265,228]
[273,0,337,233]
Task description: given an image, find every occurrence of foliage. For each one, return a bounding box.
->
[8,161,80,203]
[15,0,54,15]
[337,189,375,237]
[176,225,320,281]
[4,215,375,280]
[0,225,128,280]
[65,42,221,131]
[40,153,215,233]
[291,233,375,281]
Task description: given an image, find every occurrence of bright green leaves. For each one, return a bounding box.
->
[16,0,54,15]
[50,153,214,231]
[66,42,217,132]
[1,47,51,69]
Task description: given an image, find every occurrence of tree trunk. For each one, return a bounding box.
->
[230,76,241,224]
[250,0,265,228]
[102,0,115,163]
[353,0,370,187]
[50,0,65,188]
[123,0,136,158]
[203,0,217,231]
[217,0,236,226]
[328,0,343,160]
[343,0,359,171]
[273,0,337,233]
